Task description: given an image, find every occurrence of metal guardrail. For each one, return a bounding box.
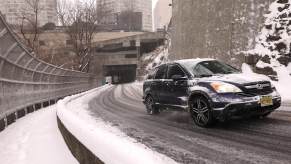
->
[0,13,98,131]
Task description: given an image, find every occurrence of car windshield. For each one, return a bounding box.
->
[183,60,240,77]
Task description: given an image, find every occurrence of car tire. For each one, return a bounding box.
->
[189,96,214,127]
[145,95,160,115]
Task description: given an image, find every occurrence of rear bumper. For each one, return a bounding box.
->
[211,91,281,120]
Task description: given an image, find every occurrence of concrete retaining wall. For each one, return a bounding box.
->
[171,0,273,67]
[57,116,104,164]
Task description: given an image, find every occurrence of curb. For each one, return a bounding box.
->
[57,116,104,164]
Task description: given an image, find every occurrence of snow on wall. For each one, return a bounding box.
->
[171,0,273,67]
[141,37,171,74]
[247,0,291,73]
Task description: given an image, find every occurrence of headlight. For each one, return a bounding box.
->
[210,82,242,93]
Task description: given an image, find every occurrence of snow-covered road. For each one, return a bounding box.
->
[87,83,291,164]
[0,106,78,164]
[57,85,178,164]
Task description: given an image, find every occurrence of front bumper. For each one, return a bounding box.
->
[211,91,281,120]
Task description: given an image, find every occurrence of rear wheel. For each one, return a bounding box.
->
[145,95,160,115]
[190,96,213,127]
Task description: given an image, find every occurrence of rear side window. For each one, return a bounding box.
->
[167,64,186,79]
[155,65,167,79]
[146,69,156,79]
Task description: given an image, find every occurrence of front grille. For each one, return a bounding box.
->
[241,81,273,96]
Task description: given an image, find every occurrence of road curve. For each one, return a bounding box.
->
[88,83,291,164]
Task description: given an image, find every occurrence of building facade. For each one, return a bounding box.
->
[0,0,58,27]
[171,0,273,67]
[97,0,152,31]
[153,0,172,31]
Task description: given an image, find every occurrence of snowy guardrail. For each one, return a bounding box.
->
[56,85,177,164]
[0,13,98,132]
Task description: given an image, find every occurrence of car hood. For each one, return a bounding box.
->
[200,73,270,85]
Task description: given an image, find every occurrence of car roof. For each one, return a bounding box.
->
[153,58,216,69]
[174,58,216,66]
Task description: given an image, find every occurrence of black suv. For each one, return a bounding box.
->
[143,59,281,127]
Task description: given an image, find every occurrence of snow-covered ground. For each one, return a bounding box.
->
[57,85,178,164]
[0,106,78,164]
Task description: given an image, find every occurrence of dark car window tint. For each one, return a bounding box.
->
[167,65,185,79]
[155,65,167,79]
[194,64,213,76]
[193,61,239,76]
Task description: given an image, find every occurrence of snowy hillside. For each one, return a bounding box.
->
[141,37,171,75]
[246,0,291,75]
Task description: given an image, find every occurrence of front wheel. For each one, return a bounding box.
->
[189,96,214,127]
[145,95,160,115]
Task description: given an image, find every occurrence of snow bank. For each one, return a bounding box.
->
[272,66,291,101]
[242,63,291,101]
[57,85,178,164]
[0,106,78,164]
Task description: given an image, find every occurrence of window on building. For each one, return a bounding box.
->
[66,40,73,45]
[125,54,137,58]
[39,40,45,46]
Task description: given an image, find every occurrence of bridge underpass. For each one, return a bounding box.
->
[104,64,137,84]
[89,31,165,84]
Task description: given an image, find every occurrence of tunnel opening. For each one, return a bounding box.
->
[104,64,137,84]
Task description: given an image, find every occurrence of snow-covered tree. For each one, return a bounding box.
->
[248,0,291,75]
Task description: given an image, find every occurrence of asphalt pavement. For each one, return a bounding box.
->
[88,83,291,164]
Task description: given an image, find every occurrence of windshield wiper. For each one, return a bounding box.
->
[199,74,213,78]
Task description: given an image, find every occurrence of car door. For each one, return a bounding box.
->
[164,64,189,106]
[153,64,168,104]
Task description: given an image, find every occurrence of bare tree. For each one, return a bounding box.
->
[57,0,111,72]
[20,0,42,55]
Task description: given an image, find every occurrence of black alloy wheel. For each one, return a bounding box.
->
[145,95,159,115]
[190,97,213,127]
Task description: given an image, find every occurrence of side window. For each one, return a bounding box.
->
[167,64,185,79]
[155,65,167,79]
[193,64,213,76]
[146,69,156,79]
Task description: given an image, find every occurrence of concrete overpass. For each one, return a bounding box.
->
[89,31,166,84]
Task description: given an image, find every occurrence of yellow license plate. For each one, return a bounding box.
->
[260,96,273,107]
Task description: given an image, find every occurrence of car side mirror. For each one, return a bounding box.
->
[171,75,187,81]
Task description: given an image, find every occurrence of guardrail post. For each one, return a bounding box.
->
[0,118,5,131]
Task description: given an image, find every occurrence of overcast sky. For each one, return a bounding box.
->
[153,0,158,9]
